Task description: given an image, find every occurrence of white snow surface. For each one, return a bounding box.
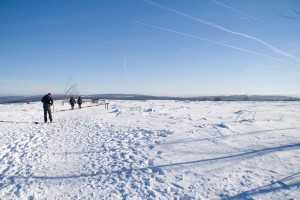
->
[0,100,299,199]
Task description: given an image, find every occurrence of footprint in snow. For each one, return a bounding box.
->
[154,140,161,145]
[147,159,154,166]
[152,167,165,175]
[172,183,184,190]
[155,177,165,183]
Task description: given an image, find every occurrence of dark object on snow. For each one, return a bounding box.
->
[70,97,76,110]
[41,93,53,123]
[77,97,83,109]
[105,102,109,110]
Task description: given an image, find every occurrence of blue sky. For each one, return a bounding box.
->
[1,0,300,96]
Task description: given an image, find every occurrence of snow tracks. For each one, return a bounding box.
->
[0,110,174,199]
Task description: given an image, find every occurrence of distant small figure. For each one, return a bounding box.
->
[77,97,83,109]
[41,93,53,123]
[70,97,76,110]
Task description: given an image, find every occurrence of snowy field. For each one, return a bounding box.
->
[0,100,299,199]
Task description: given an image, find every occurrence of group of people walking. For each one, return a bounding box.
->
[70,96,82,110]
[41,93,83,123]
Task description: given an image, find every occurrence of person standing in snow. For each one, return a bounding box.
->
[41,93,53,123]
[70,97,76,110]
[77,96,83,109]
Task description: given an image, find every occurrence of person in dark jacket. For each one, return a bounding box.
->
[41,93,53,123]
[77,96,83,109]
[70,97,76,110]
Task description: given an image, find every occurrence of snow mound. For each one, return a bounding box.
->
[234,110,248,114]
[111,108,121,113]
[144,108,155,113]
[216,123,229,129]
[239,119,255,123]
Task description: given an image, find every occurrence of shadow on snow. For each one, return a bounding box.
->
[0,120,35,124]
[225,172,300,199]
[11,143,300,181]
[160,127,300,146]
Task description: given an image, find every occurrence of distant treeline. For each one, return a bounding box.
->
[0,94,299,104]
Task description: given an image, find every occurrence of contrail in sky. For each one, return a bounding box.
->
[136,22,300,67]
[211,0,260,21]
[143,0,298,61]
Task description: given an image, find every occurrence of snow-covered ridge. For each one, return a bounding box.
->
[0,100,299,199]
[1,94,300,104]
